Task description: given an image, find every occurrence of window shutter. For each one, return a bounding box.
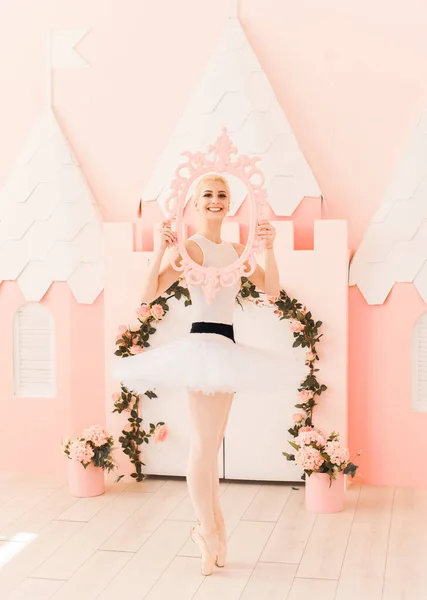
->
[412,312,427,412]
[13,304,55,398]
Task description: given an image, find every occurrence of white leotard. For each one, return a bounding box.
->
[187,234,240,326]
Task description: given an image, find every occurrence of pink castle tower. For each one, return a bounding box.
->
[0,107,105,474]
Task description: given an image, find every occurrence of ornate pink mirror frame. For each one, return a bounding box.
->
[164,129,269,304]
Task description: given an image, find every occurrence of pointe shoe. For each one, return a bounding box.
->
[190,525,218,576]
[215,519,227,568]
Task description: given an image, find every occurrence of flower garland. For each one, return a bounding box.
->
[113,276,356,483]
[240,278,358,482]
[239,277,326,431]
[113,280,190,481]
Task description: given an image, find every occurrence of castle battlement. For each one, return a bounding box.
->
[104,218,347,260]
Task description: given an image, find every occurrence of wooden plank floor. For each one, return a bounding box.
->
[0,474,425,599]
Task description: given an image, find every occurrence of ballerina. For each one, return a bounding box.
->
[111,174,306,575]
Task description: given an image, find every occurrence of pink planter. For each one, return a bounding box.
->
[67,460,105,498]
[305,472,344,513]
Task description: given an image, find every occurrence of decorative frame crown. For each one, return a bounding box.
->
[165,128,269,304]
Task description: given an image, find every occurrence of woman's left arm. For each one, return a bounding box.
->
[233,220,280,297]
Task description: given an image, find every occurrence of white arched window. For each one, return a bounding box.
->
[412,312,427,412]
[13,303,55,398]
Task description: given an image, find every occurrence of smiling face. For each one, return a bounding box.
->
[194,176,230,221]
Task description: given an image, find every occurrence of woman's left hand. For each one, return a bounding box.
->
[256,220,276,250]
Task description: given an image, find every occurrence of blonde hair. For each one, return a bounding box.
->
[194,174,230,205]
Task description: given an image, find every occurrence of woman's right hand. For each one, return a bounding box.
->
[155,221,177,252]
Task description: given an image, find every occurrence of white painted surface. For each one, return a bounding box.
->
[0,108,104,304]
[350,109,427,305]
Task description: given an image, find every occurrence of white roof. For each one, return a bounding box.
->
[349,111,427,304]
[0,107,104,304]
[142,18,320,216]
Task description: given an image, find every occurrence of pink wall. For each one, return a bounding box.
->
[0,283,105,474]
[69,293,106,435]
[349,284,427,487]
[1,0,427,484]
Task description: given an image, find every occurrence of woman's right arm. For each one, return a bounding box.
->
[140,225,202,304]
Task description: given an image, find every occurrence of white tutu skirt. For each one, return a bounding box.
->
[111,332,308,396]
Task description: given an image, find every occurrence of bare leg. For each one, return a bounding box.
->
[186,390,234,536]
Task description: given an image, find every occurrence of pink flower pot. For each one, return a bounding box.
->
[305,472,344,513]
[67,460,105,498]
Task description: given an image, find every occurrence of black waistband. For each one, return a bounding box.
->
[190,322,235,343]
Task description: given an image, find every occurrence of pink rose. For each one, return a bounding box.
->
[295,426,326,448]
[137,304,151,320]
[129,345,143,355]
[305,350,316,362]
[289,319,304,333]
[299,389,314,402]
[295,446,324,471]
[150,304,165,320]
[83,425,109,447]
[69,440,94,464]
[153,424,168,443]
[325,440,350,466]
[292,412,307,423]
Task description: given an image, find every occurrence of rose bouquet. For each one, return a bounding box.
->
[283,427,358,483]
[61,425,116,472]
